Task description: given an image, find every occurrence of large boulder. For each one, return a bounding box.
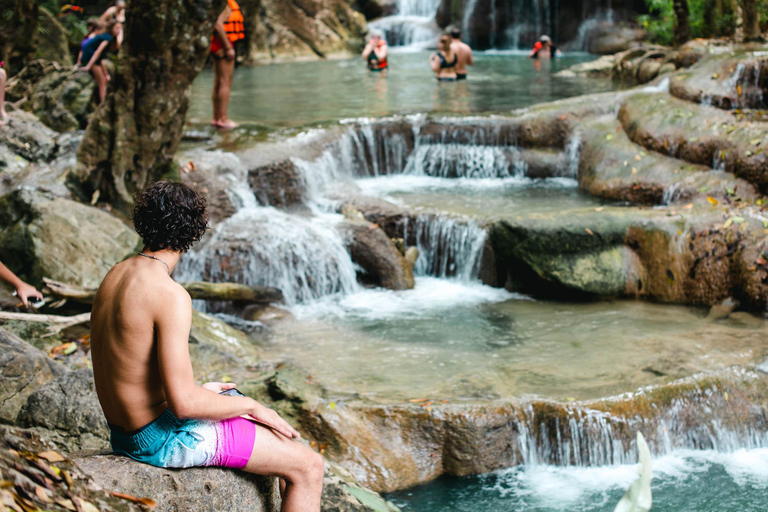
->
[0,327,66,423]
[339,217,415,290]
[16,369,109,452]
[584,23,645,55]
[248,159,305,208]
[0,189,141,288]
[6,60,95,132]
[179,148,251,223]
[0,109,58,162]
[75,453,281,512]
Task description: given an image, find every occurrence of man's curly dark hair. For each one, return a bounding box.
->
[132,181,209,253]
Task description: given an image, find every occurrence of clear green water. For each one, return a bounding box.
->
[355,176,609,219]
[387,448,768,512]
[188,52,615,128]
[268,289,768,403]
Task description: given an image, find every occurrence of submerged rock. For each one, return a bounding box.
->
[340,218,416,290]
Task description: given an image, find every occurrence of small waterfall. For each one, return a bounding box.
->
[178,207,360,306]
[368,0,441,49]
[404,144,524,178]
[461,0,480,43]
[564,132,581,178]
[404,215,487,280]
[336,122,412,177]
[661,182,682,205]
[569,8,615,51]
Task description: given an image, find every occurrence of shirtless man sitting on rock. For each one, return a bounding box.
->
[90,180,324,511]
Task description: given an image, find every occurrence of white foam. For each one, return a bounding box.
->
[481,448,768,509]
[355,174,577,197]
[292,276,518,321]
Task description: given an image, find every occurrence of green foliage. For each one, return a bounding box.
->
[637,0,751,45]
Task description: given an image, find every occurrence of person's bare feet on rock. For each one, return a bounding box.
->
[0,112,8,127]
[216,119,239,130]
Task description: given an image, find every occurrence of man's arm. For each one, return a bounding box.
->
[214,6,235,61]
[81,40,110,71]
[0,261,42,307]
[156,287,299,438]
[99,6,114,22]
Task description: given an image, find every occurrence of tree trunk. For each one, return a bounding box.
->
[0,0,38,76]
[75,0,226,208]
[742,0,761,41]
[673,0,691,47]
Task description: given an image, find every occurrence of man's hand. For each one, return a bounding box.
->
[202,381,237,393]
[226,47,235,61]
[16,282,42,308]
[247,403,301,440]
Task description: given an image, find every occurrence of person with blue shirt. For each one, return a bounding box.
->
[78,21,120,104]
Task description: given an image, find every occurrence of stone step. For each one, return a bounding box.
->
[669,51,768,110]
[619,92,768,192]
[579,115,758,205]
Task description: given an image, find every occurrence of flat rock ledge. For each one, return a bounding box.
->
[75,452,281,512]
[74,452,402,512]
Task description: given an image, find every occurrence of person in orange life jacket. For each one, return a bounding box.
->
[211,0,245,130]
[362,32,388,72]
[528,35,561,59]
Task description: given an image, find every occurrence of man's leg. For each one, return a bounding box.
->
[243,425,324,512]
[216,56,238,129]
[0,68,7,125]
[212,52,225,124]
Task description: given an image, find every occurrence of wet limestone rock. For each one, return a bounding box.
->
[16,369,109,452]
[0,326,66,424]
[578,115,758,204]
[0,189,140,288]
[618,92,768,193]
[179,148,250,223]
[584,23,645,55]
[6,60,95,133]
[339,214,415,290]
[0,110,59,162]
[248,159,305,208]
[75,453,282,512]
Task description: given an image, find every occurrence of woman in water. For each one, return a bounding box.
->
[362,32,388,72]
[78,21,120,104]
[429,35,458,81]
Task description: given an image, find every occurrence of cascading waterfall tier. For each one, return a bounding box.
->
[178,207,360,306]
[403,215,487,280]
[367,0,441,49]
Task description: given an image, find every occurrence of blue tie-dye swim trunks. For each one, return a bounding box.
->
[110,409,256,469]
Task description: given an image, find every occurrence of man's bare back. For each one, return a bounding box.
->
[449,29,473,77]
[91,255,185,431]
[90,181,323,511]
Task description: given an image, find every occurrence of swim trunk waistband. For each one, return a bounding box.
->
[110,409,256,470]
[437,77,457,81]
[456,73,467,80]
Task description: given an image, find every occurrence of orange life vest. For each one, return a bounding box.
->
[223,0,245,43]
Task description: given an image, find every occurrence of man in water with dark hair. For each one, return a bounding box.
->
[449,27,473,80]
[529,35,562,59]
[90,181,324,511]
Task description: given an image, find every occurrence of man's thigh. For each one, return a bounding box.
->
[243,423,317,478]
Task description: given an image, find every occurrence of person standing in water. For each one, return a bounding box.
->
[90,181,324,511]
[430,35,458,81]
[362,32,388,72]
[210,0,245,130]
[0,64,7,126]
[449,27,473,80]
[529,35,562,59]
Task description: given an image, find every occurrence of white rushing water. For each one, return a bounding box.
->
[178,207,360,306]
[368,0,441,50]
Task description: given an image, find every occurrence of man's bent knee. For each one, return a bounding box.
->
[289,447,324,487]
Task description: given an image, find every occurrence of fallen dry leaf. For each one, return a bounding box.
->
[585,228,594,236]
[110,491,157,509]
[682,203,694,210]
[707,196,718,206]
[37,451,64,463]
